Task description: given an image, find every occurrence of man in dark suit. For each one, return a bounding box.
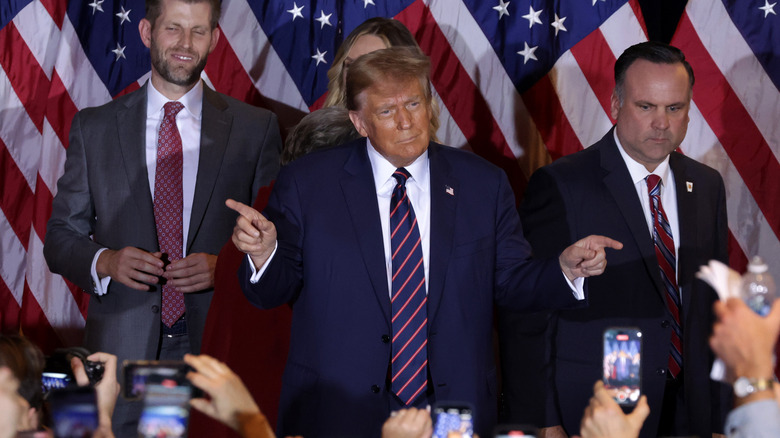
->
[43,0,281,435]
[227,47,621,438]
[499,42,730,437]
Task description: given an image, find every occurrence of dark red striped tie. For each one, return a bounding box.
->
[155,101,186,328]
[646,174,683,378]
[389,168,428,405]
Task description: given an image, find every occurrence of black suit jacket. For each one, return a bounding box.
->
[499,129,731,437]
[240,139,580,437]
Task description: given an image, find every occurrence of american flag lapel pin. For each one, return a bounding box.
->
[445,185,454,196]
[686,181,693,192]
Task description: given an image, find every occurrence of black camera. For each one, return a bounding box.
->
[42,347,104,394]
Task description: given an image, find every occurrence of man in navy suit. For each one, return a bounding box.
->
[227,47,621,438]
[498,42,731,437]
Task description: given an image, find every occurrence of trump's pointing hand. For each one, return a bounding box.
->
[560,235,623,281]
[226,199,277,269]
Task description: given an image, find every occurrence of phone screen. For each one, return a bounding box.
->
[42,371,72,393]
[123,360,194,400]
[432,404,474,438]
[602,327,642,405]
[137,379,193,438]
[48,386,99,438]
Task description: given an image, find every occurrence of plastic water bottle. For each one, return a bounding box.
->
[740,256,776,316]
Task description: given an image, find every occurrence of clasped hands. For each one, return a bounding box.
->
[96,247,216,292]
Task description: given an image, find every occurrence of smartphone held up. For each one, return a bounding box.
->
[602,327,642,406]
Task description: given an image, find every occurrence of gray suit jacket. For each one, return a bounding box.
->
[44,82,281,361]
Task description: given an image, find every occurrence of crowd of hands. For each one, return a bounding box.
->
[2,297,778,438]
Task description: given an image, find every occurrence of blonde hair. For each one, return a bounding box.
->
[325,18,440,142]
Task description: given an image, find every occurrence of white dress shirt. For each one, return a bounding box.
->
[614,130,681,284]
[90,81,203,295]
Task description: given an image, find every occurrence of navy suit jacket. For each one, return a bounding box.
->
[499,129,731,437]
[240,139,580,437]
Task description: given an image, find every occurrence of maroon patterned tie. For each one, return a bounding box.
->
[155,101,185,328]
[646,174,683,378]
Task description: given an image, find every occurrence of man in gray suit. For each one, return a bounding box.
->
[43,0,281,435]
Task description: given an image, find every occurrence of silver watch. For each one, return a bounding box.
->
[733,377,774,397]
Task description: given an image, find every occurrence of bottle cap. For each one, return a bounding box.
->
[747,256,769,274]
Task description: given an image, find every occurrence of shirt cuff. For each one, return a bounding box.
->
[248,242,278,284]
[563,272,585,300]
[91,248,111,296]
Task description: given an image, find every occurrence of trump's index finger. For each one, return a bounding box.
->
[589,235,623,251]
[225,198,258,218]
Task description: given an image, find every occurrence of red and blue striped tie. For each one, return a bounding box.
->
[390,168,428,405]
[646,174,683,378]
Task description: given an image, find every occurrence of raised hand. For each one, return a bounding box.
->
[226,199,277,269]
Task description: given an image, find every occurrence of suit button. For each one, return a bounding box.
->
[661,320,670,328]
[656,368,666,376]
[371,385,380,393]
[381,335,391,343]
[151,305,160,314]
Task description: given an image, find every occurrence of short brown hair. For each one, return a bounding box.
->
[0,335,45,410]
[345,47,432,113]
[145,0,221,29]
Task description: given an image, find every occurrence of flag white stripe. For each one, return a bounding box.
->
[221,0,309,112]
[54,17,112,110]
[13,1,58,80]
[683,102,780,276]
[424,0,547,168]
[550,51,613,148]
[0,65,42,190]
[599,2,648,61]
[26,231,85,345]
[0,209,26,305]
[431,91,468,149]
[686,0,780,159]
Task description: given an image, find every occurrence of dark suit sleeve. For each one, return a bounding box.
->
[498,166,575,427]
[493,168,578,311]
[240,166,304,309]
[44,111,104,293]
[250,112,282,203]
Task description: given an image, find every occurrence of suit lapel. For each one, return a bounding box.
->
[186,85,231,251]
[341,141,392,325]
[670,153,696,320]
[117,84,156,245]
[599,132,666,297]
[426,144,456,328]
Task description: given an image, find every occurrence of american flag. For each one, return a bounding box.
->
[1,0,777,361]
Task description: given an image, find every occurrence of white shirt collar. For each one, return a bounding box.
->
[147,80,204,120]
[366,138,429,195]
[613,129,672,187]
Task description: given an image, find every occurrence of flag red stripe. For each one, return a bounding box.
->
[523,76,583,161]
[0,139,33,249]
[673,14,780,241]
[46,71,79,150]
[727,231,748,274]
[32,175,54,249]
[569,29,617,121]
[0,22,50,134]
[0,278,21,332]
[205,29,269,110]
[20,283,62,354]
[398,1,528,200]
[39,0,67,29]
